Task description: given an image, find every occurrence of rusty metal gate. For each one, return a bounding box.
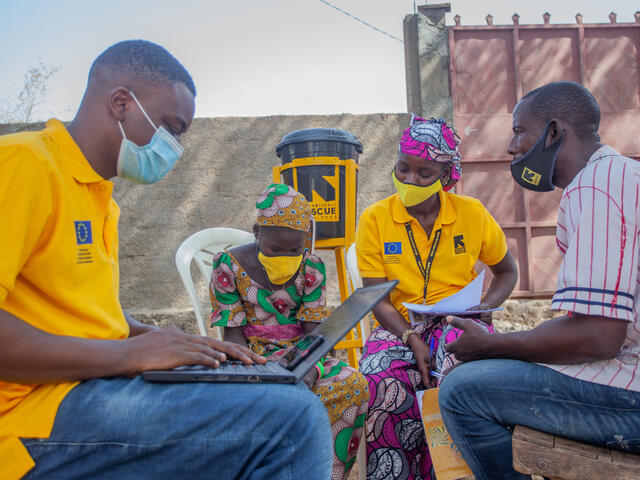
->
[449,14,640,297]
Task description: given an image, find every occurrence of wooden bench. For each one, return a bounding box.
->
[512,425,640,480]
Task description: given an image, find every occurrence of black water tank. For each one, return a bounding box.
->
[276,128,363,240]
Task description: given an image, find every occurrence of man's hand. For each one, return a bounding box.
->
[407,335,435,387]
[443,316,492,362]
[123,327,266,376]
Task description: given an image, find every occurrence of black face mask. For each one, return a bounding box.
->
[510,122,564,192]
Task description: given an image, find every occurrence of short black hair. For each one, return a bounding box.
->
[89,40,196,96]
[521,81,599,140]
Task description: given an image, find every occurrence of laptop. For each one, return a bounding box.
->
[142,280,397,384]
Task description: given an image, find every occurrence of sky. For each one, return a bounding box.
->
[0,0,637,120]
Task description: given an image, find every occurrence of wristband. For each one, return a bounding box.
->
[401,328,418,344]
[315,361,325,379]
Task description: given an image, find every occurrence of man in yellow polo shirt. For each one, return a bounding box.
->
[0,40,331,479]
[355,116,518,479]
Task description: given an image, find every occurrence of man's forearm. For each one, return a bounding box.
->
[124,310,157,337]
[0,308,132,383]
[476,314,627,364]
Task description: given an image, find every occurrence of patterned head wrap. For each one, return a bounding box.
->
[399,114,462,191]
[256,183,312,232]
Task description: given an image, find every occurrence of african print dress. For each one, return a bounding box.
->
[210,251,369,480]
[360,318,494,480]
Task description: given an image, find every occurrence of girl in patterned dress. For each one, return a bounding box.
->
[210,183,369,480]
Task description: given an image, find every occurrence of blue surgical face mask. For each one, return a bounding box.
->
[116,91,184,184]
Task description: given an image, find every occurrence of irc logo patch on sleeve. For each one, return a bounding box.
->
[384,242,402,255]
[74,221,93,245]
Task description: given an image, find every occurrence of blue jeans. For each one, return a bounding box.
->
[21,376,332,479]
[439,359,640,480]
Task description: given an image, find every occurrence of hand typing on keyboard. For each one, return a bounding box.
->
[124,326,267,376]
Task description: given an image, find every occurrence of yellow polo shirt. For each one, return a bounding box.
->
[356,191,507,322]
[0,119,129,479]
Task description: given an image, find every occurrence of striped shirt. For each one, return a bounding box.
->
[546,145,640,392]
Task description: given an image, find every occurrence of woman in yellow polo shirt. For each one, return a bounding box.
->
[356,116,517,480]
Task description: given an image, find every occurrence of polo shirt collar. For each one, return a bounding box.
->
[390,190,457,226]
[46,118,105,184]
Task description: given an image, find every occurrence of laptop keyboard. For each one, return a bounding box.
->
[175,361,286,374]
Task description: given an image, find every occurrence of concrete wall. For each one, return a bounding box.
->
[1,113,559,334]
[0,114,409,332]
[403,4,453,122]
[117,113,414,332]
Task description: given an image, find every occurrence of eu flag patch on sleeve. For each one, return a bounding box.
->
[74,221,93,245]
[384,242,402,255]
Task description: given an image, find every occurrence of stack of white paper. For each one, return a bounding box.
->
[402,271,502,316]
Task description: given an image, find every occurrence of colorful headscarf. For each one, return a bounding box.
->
[256,183,312,232]
[399,114,462,191]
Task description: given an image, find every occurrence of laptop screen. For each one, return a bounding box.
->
[279,333,324,370]
[286,280,398,380]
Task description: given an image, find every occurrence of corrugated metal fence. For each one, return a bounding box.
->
[449,14,640,297]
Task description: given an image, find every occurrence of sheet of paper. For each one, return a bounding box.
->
[402,271,503,316]
[416,389,425,411]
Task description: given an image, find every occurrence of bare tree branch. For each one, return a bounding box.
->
[0,61,60,123]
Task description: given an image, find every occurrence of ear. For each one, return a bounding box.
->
[252,223,260,239]
[108,87,133,122]
[545,119,563,147]
[440,164,452,185]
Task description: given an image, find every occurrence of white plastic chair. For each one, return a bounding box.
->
[175,227,255,337]
[346,242,371,480]
[346,243,372,347]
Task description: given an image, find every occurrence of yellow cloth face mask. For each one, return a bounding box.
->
[392,170,443,207]
[258,252,303,285]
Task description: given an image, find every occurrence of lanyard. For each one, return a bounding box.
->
[404,223,441,304]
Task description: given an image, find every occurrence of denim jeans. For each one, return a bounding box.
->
[439,359,640,480]
[21,376,332,479]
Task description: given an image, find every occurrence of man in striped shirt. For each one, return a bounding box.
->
[438,81,640,480]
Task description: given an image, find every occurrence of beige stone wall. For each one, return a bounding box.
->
[115,114,410,330]
[1,115,558,335]
[83,113,410,332]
